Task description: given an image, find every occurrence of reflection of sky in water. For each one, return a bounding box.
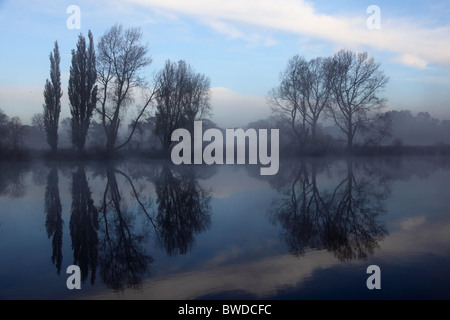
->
[0,157,450,299]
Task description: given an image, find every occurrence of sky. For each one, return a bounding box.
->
[0,0,449,128]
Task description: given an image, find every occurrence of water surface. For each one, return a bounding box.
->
[0,156,449,299]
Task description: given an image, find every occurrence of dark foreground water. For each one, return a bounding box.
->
[1,156,450,300]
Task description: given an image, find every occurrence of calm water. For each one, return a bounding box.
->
[1,156,450,300]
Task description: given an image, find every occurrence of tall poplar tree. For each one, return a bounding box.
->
[43,41,62,153]
[68,31,98,152]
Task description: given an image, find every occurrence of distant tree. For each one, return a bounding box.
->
[31,113,45,132]
[328,50,389,151]
[153,59,211,152]
[439,120,450,144]
[0,109,9,152]
[43,41,63,153]
[416,112,439,126]
[385,109,445,146]
[60,117,72,147]
[7,117,24,151]
[0,111,25,154]
[86,120,106,148]
[127,119,146,151]
[96,24,155,153]
[360,112,392,147]
[69,30,98,152]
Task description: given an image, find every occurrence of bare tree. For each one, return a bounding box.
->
[0,112,24,153]
[0,109,9,153]
[7,117,24,151]
[301,57,334,143]
[69,30,97,152]
[268,55,333,150]
[96,24,155,153]
[43,41,62,153]
[31,113,45,132]
[328,50,389,151]
[153,59,211,152]
[267,55,308,149]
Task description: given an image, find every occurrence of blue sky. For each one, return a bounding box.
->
[0,0,449,127]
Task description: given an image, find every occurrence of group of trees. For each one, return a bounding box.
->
[40,23,211,156]
[0,109,24,155]
[3,26,450,159]
[268,50,389,152]
[386,110,450,146]
[37,27,389,156]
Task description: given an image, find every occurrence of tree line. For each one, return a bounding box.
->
[1,23,449,159]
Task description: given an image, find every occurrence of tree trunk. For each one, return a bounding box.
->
[347,132,353,152]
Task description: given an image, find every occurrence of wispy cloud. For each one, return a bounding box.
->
[124,0,450,69]
[205,19,276,47]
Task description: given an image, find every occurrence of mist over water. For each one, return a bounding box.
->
[1,155,450,299]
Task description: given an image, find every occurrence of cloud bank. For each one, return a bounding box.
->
[125,0,450,69]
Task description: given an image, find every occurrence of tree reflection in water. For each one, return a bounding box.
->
[70,165,99,285]
[40,161,213,291]
[0,162,26,198]
[153,164,212,256]
[97,165,154,291]
[44,166,63,275]
[269,158,390,261]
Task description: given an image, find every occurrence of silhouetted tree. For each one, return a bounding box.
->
[328,50,389,151]
[267,55,308,149]
[0,110,9,155]
[301,57,334,144]
[69,31,98,153]
[43,41,62,153]
[268,55,333,150]
[6,117,24,152]
[45,166,63,275]
[154,59,211,153]
[96,24,155,153]
[0,114,26,155]
[70,166,99,285]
